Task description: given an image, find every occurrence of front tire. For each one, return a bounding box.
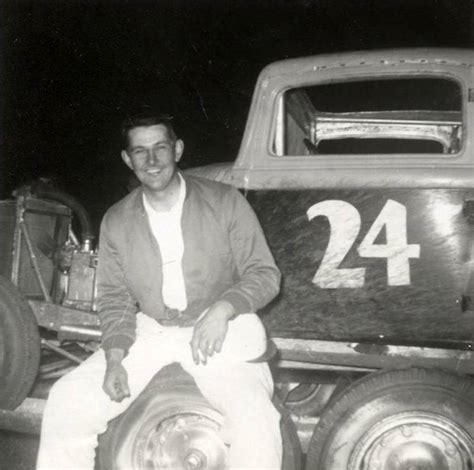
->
[305,367,474,470]
[98,363,302,469]
[0,276,40,409]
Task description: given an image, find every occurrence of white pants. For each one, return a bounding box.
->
[36,313,282,469]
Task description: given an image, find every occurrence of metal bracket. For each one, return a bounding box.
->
[28,299,100,332]
[272,337,474,374]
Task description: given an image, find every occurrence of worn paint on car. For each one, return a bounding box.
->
[186,49,474,347]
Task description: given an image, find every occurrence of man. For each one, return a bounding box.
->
[36,111,282,469]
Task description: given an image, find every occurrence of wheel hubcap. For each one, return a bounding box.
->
[350,412,473,470]
[184,448,206,469]
[133,413,228,469]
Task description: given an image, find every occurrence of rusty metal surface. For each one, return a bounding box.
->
[313,111,461,153]
[58,324,102,342]
[0,201,16,281]
[11,196,24,287]
[273,337,474,373]
[21,197,71,216]
[29,299,100,330]
[6,194,71,301]
[20,221,52,303]
[276,360,375,373]
[63,251,97,311]
[41,339,83,364]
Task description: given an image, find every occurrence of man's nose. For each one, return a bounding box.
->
[146,149,158,165]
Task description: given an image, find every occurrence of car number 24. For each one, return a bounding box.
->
[307,199,420,289]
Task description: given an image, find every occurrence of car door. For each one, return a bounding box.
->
[239,60,474,347]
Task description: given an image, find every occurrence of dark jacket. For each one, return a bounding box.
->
[97,174,281,354]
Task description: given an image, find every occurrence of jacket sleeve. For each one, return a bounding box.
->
[96,213,138,355]
[219,188,281,314]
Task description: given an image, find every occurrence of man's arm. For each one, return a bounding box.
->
[102,348,131,402]
[97,214,138,400]
[190,187,281,364]
[218,187,281,313]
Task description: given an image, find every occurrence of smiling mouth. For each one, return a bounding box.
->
[146,169,162,175]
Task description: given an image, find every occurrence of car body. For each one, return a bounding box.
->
[187,48,474,349]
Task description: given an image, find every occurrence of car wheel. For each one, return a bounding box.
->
[99,382,227,470]
[305,367,474,470]
[0,275,40,409]
[98,363,302,470]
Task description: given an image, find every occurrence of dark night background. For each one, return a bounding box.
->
[1,0,473,231]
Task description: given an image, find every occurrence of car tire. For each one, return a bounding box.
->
[98,363,302,470]
[0,275,40,409]
[305,367,474,470]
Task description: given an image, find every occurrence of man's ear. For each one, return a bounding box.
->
[174,139,184,163]
[121,150,133,170]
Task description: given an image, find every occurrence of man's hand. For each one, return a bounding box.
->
[103,348,131,402]
[190,300,235,365]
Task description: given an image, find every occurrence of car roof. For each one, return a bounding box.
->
[260,48,474,79]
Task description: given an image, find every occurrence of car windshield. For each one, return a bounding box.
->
[273,77,463,156]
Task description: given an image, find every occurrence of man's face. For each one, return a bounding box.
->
[121,124,183,195]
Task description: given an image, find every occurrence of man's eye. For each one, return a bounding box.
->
[132,149,147,158]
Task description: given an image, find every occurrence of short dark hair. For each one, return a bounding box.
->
[121,109,177,150]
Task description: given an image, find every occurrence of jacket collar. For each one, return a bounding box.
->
[132,171,194,218]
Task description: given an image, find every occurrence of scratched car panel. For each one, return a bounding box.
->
[187,49,474,347]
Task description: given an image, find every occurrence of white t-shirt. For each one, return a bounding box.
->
[142,174,187,311]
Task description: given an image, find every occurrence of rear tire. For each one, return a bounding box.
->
[0,276,40,409]
[305,367,474,470]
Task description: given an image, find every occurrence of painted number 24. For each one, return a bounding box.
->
[307,199,420,288]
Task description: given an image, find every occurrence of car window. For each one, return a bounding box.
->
[273,77,463,156]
